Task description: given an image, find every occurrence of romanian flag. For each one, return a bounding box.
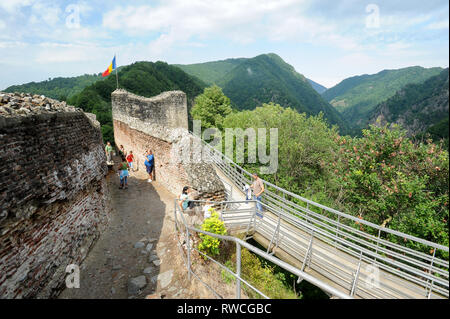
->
[102,56,116,77]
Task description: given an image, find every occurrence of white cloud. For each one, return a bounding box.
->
[0,0,34,13]
[0,0,448,90]
[30,2,61,26]
[426,19,449,29]
[102,0,305,46]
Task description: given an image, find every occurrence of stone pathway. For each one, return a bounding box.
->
[58,164,191,299]
[58,156,242,299]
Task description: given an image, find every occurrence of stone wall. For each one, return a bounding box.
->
[0,92,110,298]
[112,89,225,201]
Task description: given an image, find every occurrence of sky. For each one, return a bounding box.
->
[0,0,448,90]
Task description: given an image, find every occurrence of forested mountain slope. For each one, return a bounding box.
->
[322,66,443,129]
[3,74,104,101]
[214,53,347,130]
[67,61,206,143]
[369,68,449,146]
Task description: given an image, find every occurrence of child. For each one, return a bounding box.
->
[126,151,135,172]
[118,158,129,189]
[243,184,252,200]
[203,201,213,219]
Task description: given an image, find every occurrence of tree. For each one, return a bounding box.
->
[190,85,232,130]
[222,103,340,196]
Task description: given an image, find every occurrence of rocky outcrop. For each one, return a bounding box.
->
[0,92,80,117]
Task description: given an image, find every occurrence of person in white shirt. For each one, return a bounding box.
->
[243,184,252,200]
[203,201,213,219]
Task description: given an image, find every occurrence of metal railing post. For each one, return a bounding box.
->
[298,229,314,283]
[267,214,281,254]
[426,248,437,299]
[335,215,340,249]
[252,200,259,233]
[186,227,191,280]
[374,229,381,262]
[351,261,362,297]
[174,200,179,232]
[236,242,241,299]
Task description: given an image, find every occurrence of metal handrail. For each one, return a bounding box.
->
[173,199,353,299]
[187,131,449,298]
[202,137,448,252]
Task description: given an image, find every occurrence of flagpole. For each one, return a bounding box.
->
[115,53,119,90]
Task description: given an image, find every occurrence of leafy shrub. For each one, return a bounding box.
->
[334,124,449,257]
[238,248,299,299]
[221,260,235,284]
[198,210,227,259]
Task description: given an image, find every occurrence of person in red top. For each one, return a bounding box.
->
[126,151,135,172]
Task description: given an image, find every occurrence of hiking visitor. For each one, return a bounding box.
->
[144,150,154,183]
[118,158,129,189]
[119,145,126,158]
[250,173,264,217]
[126,151,135,172]
[105,141,113,163]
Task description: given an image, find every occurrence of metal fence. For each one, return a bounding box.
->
[186,132,449,299]
[173,199,353,299]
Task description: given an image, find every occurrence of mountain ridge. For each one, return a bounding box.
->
[178,53,347,130]
[369,68,449,145]
[175,54,328,94]
[321,66,444,132]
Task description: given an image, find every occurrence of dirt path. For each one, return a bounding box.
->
[58,161,236,299]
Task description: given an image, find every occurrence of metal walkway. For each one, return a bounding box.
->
[174,133,449,299]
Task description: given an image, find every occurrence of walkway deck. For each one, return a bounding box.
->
[210,150,448,299]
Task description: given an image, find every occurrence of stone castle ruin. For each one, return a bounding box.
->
[0,93,110,298]
[0,88,225,298]
[112,89,225,202]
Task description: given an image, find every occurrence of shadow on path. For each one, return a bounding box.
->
[59,164,167,299]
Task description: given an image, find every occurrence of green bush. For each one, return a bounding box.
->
[198,210,227,259]
[221,260,235,284]
[238,248,299,299]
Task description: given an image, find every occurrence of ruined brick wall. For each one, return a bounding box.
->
[0,93,110,298]
[112,89,225,201]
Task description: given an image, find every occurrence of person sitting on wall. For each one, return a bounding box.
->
[144,150,154,183]
[178,186,195,212]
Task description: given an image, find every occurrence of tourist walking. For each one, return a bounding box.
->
[144,150,154,182]
[118,158,129,189]
[105,141,113,164]
[126,151,135,172]
[250,173,264,217]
